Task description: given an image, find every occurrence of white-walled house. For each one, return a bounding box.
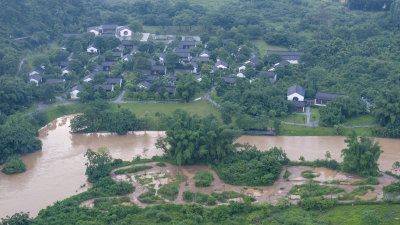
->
[87,45,98,54]
[117,26,132,38]
[287,84,305,101]
[70,85,83,99]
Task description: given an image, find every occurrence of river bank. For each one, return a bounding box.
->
[0,115,399,218]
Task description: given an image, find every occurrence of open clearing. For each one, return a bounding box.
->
[81,162,398,209]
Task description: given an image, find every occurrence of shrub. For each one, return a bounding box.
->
[193,171,214,187]
[195,192,209,204]
[351,177,379,185]
[156,162,166,167]
[339,186,375,200]
[114,165,152,175]
[211,191,242,203]
[1,156,26,174]
[158,183,179,201]
[301,170,320,179]
[183,191,195,202]
[138,188,163,204]
[301,197,337,210]
[283,170,291,181]
[383,181,400,194]
[215,146,288,186]
[207,196,217,205]
[289,180,345,198]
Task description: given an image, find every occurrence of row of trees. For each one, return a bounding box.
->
[70,102,141,135]
[156,110,240,165]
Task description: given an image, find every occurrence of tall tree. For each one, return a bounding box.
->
[341,132,382,176]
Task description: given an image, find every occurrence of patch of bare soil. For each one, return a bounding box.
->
[80,163,399,209]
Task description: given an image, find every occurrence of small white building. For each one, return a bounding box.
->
[87,45,98,54]
[70,85,83,99]
[287,84,305,101]
[237,72,245,78]
[118,26,132,38]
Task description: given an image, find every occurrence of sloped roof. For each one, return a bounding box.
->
[315,92,344,101]
[222,77,236,84]
[138,81,151,88]
[94,84,113,91]
[105,78,122,85]
[287,84,305,97]
[267,50,304,60]
[72,85,83,91]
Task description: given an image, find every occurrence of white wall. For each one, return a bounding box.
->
[71,90,80,99]
[287,93,304,101]
[120,29,132,37]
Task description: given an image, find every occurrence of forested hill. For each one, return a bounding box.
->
[0,0,105,75]
[1,0,400,101]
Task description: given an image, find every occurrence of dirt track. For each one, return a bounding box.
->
[80,163,399,208]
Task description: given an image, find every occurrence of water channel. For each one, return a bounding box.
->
[0,115,399,218]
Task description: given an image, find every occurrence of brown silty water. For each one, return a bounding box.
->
[0,115,399,218]
[236,136,400,171]
[0,116,165,218]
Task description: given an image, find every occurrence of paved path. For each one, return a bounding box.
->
[140,33,150,42]
[18,57,26,73]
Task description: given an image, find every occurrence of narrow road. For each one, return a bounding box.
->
[18,57,27,73]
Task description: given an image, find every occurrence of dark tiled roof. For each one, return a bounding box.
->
[45,78,65,84]
[102,24,117,30]
[146,75,159,81]
[293,101,305,107]
[151,65,165,71]
[30,74,42,82]
[287,84,305,96]
[105,78,122,85]
[266,71,277,78]
[315,92,344,101]
[192,56,209,63]
[102,33,116,38]
[174,69,189,74]
[173,48,190,53]
[138,81,151,88]
[222,77,236,84]
[102,61,117,67]
[141,70,151,76]
[72,85,83,91]
[267,50,304,60]
[94,84,113,91]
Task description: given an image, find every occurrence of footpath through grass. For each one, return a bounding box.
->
[252,40,289,56]
[320,204,400,225]
[42,100,221,124]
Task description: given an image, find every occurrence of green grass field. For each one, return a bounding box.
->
[343,114,376,126]
[112,100,221,120]
[42,100,221,124]
[320,204,400,225]
[253,40,289,56]
[281,113,307,124]
[310,107,320,122]
[280,124,374,136]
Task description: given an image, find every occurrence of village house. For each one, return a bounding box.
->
[287,84,305,101]
[70,85,83,99]
[315,92,344,106]
[87,44,98,54]
[266,50,304,64]
[137,81,151,89]
[105,78,123,87]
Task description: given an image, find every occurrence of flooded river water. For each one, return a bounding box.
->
[0,115,399,218]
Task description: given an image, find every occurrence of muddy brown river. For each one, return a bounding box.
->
[0,115,399,218]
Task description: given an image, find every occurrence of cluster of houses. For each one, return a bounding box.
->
[287,84,344,112]
[29,64,66,87]
[28,23,311,101]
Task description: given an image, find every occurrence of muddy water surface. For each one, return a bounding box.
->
[1,116,399,218]
[236,136,400,171]
[0,116,164,218]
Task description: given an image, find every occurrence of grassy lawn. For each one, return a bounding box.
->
[279,124,374,136]
[320,204,400,225]
[253,40,289,56]
[113,100,221,120]
[42,100,220,123]
[310,107,320,122]
[281,113,307,124]
[42,104,87,123]
[343,114,376,126]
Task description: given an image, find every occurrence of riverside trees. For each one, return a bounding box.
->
[156,109,240,165]
[341,132,382,177]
